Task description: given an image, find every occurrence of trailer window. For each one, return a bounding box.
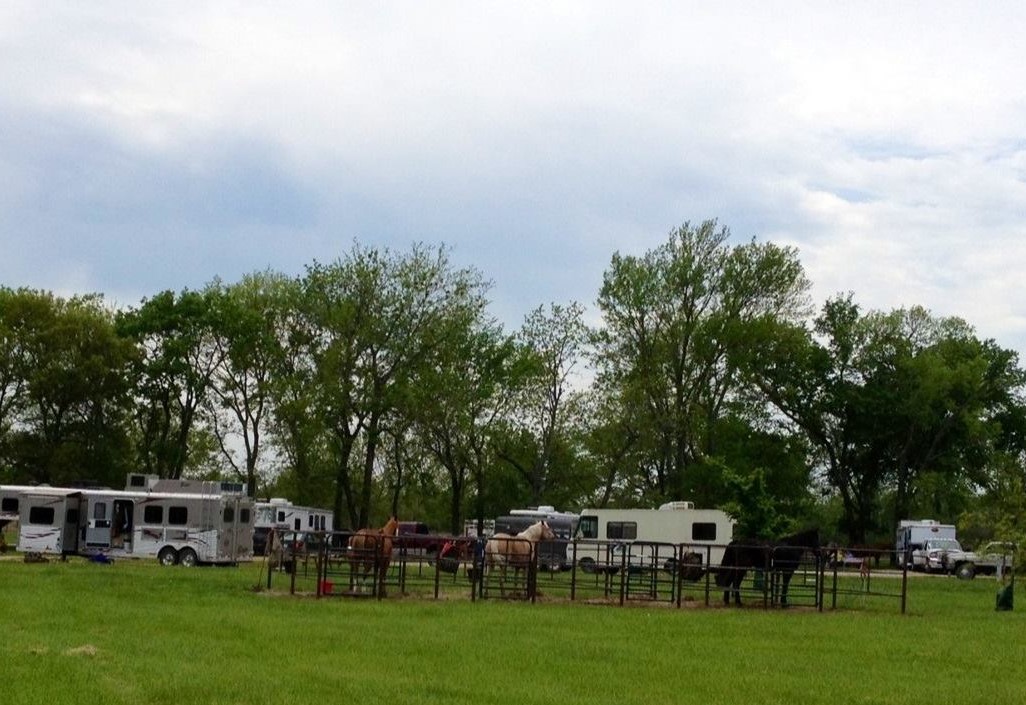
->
[93,502,107,520]
[28,506,55,525]
[143,506,163,524]
[1,497,18,513]
[606,522,637,540]
[240,508,250,524]
[692,522,717,541]
[223,506,235,523]
[277,510,286,522]
[578,516,598,539]
[168,506,188,525]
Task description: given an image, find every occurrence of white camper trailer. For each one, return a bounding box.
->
[253,498,334,555]
[570,502,735,570]
[14,474,254,566]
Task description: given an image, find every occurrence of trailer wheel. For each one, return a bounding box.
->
[956,562,975,580]
[178,548,198,567]
[579,557,596,574]
[157,547,178,566]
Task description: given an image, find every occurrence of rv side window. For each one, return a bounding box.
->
[93,503,107,520]
[143,506,163,524]
[168,506,188,525]
[28,506,55,525]
[606,522,637,540]
[240,508,250,524]
[1,497,18,513]
[578,516,598,539]
[692,522,717,541]
[223,506,235,523]
[295,518,301,531]
[277,510,286,523]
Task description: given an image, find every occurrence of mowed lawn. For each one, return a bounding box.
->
[1,557,1023,705]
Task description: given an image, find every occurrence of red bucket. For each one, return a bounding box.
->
[320,580,333,595]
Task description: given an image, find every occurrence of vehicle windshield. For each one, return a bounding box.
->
[926,538,962,551]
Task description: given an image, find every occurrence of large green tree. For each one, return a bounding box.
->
[299,244,491,529]
[741,295,1026,543]
[1,289,134,485]
[206,272,299,497]
[117,289,225,479]
[495,302,591,507]
[593,220,811,503]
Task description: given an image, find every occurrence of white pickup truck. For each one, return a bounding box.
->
[913,539,1015,579]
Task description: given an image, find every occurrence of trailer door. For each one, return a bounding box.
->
[85,498,112,548]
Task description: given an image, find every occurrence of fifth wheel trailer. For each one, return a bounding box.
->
[569,502,735,570]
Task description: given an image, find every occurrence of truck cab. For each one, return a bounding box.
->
[910,537,984,578]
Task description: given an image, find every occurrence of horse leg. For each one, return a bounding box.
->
[779,572,793,608]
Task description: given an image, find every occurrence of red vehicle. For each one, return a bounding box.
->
[393,521,443,556]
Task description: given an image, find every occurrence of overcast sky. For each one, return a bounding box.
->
[2,3,1025,357]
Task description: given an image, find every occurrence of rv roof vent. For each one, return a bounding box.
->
[269,497,292,505]
[658,501,695,511]
[537,505,555,513]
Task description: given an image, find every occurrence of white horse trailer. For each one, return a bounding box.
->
[253,498,334,555]
[569,502,735,570]
[13,476,254,566]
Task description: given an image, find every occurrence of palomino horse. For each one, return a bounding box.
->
[347,516,399,596]
[715,528,820,607]
[484,520,556,597]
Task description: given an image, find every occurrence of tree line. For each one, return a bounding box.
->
[2,221,1023,548]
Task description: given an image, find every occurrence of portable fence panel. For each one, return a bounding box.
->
[675,544,716,607]
[715,540,773,608]
[260,529,326,595]
[480,536,538,601]
[566,539,631,605]
[823,546,908,614]
[623,541,677,604]
[530,539,575,601]
[314,530,400,599]
[768,544,821,609]
[393,534,477,599]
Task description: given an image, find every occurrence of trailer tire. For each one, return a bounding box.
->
[956,562,975,580]
[579,557,596,574]
[157,547,178,566]
[178,548,198,567]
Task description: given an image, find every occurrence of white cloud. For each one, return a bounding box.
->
[1,2,1025,355]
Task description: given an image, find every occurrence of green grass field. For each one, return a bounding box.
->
[2,557,1023,705]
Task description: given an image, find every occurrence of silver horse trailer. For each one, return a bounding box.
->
[14,475,254,566]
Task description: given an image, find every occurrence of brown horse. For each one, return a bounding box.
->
[347,516,399,596]
[485,520,556,597]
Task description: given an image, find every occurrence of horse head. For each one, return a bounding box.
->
[538,520,556,542]
[382,516,400,536]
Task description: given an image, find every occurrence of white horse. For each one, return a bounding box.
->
[485,520,556,597]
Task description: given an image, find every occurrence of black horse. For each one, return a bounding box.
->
[715,528,820,607]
